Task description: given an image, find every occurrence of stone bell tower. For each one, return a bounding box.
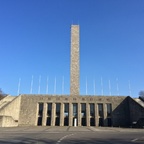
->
[70,25,80,96]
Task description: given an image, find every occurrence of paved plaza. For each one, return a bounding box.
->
[0,127,144,144]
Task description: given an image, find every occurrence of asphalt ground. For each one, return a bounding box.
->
[0,126,144,144]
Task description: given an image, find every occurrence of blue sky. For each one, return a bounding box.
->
[0,0,144,97]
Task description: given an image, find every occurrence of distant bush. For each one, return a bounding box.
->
[139,90,144,102]
[0,89,7,100]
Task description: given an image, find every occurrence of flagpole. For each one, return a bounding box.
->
[109,79,111,96]
[38,75,41,94]
[30,75,33,94]
[62,76,64,95]
[93,79,96,95]
[116,78,119,96]
[54,77,56,95]
[101,77,103,96]
[86,77,87,95]
[17,78,21,95]
[128,80,132,96]
[46,76,49,94]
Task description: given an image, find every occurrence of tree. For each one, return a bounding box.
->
[0,89,7,100]
[139,90,144,101]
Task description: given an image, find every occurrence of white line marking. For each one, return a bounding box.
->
[131,138,138,142]
[56,133,74,143]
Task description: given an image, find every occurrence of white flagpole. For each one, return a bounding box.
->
[109,80,111,96]
[62,76,64,95]
[30,75,33,94]
[17,78,21,95]
[38,75,41,94]
[101,77,103,96]
[46,76,49,94]
[128,80,132,96]
[54,77,56,94]
[93,80,95,95]
[116,78,119,96]
[86,77,87,95]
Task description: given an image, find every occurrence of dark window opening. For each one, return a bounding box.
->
[64,103,69,117]
[37,117,42,126]
[98,104,103,117]
[38,103,43,116]
[55,117,60,126]
[47,103,52,116]
[64,117,69,126]
[46,117,51,126]
[107,104,112,117]
[81,118,86,126]
[90,103,95,117]
[56,103,61,116]
[99,118,103,126]
[73,103,78,117]
[81,103,86,117]
[90,118,95,126]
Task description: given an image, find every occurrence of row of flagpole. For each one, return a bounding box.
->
[17,76,65,95]
[85,77,132,96]
[17,76,132,96]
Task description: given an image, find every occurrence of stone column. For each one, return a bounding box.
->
[60,103,64,126]
[51,103,56,126]
[70,25,80,96]
[103,103,107,126]
[42,103,47,126]
[69,103,73,126]
[78,103,81,126]
[86,103,90,126]
[95,103,99,127]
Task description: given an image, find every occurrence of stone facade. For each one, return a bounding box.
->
[0,94,144,127]
[18,95,126,126]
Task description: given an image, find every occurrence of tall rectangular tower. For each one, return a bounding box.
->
[70,25,80,96]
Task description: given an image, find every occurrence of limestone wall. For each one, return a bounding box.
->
[0,116,18,127]
[19,94,127,126]
[0,96,21,127]
[0,116,2,127]
[0,95,15,109]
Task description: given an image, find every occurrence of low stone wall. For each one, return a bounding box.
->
[0,96,21,127]
[0,116,18,127]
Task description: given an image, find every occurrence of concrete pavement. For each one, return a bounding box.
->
[0,127,143,144]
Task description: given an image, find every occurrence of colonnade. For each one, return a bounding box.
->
[37,102,112,127]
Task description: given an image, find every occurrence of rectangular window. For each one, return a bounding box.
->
[55,103,61,126]
[37,103,43,126]
[64,103,69,126]
[56,103,61,116]
[99,118,104,126]
[64,103,69,117]
[90,103,95,117]
[73,103,78,117]
[37,117,42,126]
[38,103,43,116]
[81,103,86,117]
[47,103,52,116]
[107,104,112,117]
[98,104,103,117]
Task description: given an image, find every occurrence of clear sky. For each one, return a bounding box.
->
[0,0,144,97]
